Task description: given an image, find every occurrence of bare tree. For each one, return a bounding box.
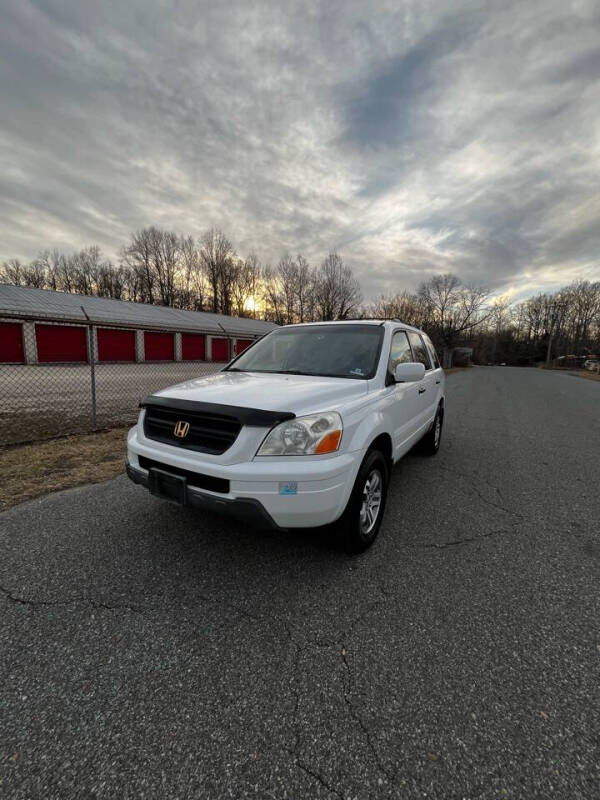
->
[0,259,25,285]
[277,254,299,324]
[20,261,47,288]
[151,229,181,307]
[315,253,362,321]
[179,235,207,311]
[261,264,285,325]
[418,273,490,366]
[199,228,235,314]
[294,254,314,322]
[368,291,429,328]
[487,295,511,363]
[121,229,156,303]
[231,254,260,317]
[33,250,63,291]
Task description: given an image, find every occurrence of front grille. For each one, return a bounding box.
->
[138,456,230,494]
[143,404,241,454]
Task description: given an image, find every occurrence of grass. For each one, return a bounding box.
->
[568,370,600,382]
[0,428,128,512]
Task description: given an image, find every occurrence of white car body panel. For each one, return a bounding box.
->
[127,320,445,528]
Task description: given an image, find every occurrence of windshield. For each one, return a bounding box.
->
[227,324,384,379]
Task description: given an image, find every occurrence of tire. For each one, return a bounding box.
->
[334,449,389,553]
[420,405,443,456]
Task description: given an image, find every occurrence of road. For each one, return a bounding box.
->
[1,367,599,799]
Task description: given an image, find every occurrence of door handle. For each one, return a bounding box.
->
[418,387,426,394]
[435,380,441,384]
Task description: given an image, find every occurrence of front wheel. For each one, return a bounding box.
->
[334,450,389,553]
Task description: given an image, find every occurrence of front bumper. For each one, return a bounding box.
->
[127,426,359,528]
[126,462,281,529]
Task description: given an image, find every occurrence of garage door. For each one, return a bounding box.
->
[235,339,253,355]
[97,328,135,362]
[211,337,229,361]
[181,333,205,361]
[144,331,174,361]
[0,322,24,363]
[36,324,87,363]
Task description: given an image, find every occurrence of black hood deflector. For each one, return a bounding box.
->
[140,395,295,427]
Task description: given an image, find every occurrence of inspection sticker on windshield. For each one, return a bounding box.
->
[279,481,298,495]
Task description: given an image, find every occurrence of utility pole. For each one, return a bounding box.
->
[545,301,566,367]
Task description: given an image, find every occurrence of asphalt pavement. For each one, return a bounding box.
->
[1,367,599,799]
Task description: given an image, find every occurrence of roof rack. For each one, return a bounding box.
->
[344,316,408,324]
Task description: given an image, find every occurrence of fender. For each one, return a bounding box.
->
[343,402,392,456]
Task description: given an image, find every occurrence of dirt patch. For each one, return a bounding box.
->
[568,370,600,382]
[0,428,128,512]
[444,367,470,374]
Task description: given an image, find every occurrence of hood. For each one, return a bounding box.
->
[153,370,368,415]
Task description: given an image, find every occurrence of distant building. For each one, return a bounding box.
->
[452,347,473,367]
[0,284,276,364]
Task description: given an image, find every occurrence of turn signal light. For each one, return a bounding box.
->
[314,429,342,454]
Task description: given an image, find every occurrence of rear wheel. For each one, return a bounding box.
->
[335,450,389,553]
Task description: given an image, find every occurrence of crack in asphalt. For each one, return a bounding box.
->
[1,574,354,800]
[0,583,146,614]
[402,527,515,549]
[0,582,270,629]
[283,632,350,799]
[282,747,345,800]
[436,463,526,522]
[279,583,397,797]
[337,581,395,788]
[340,643,393,787]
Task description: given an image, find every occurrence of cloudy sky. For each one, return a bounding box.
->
[1,0,599,301]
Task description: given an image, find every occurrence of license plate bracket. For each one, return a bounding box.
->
[149,468,187,505]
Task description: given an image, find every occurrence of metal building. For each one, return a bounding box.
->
[0,284,276,364]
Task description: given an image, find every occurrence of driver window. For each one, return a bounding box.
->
[389,330,413,373]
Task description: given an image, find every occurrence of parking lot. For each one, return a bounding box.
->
[0,362,224,444]
[1,367,599,799]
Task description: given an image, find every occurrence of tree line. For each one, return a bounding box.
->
[368,275,600,366]
[2,227,598,365]
[0,227,362,324]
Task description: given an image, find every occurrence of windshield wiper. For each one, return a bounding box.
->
[225,367,246,372]
[275,369,353,378]
[275,369,306,375]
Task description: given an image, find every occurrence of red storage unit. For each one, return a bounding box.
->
[211,337,229,361]
[0,322,24,363]
[144,331,174,361]
[36,324,87,363]
[181,333,206,361]
[97,328,135,362]
[235,339,253,355]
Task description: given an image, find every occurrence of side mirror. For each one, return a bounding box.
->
[394,362,426,383]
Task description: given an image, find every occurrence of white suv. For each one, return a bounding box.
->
[126,320,445,551]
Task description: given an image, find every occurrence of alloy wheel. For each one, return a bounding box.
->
[359,469,382,535]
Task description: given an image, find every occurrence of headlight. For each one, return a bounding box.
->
[256,412,343,456]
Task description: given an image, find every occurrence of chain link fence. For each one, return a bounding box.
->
[0,321,226,446]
